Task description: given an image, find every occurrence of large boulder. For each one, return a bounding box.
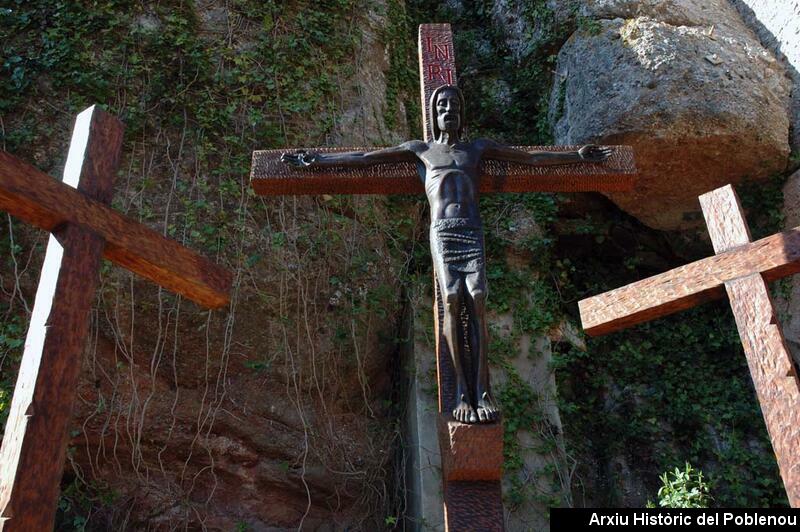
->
[550,0,791,230]
[731,0,800,152]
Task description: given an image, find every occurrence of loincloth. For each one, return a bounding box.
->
[430,218,485,274]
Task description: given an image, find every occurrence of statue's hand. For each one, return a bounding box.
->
[281,150,317,167]
[578,145,614,162]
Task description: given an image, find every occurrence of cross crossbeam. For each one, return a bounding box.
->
[0,151,230,309]
[251,145,635,195]
[580,224,800,336]
[579,184,800,507]
[0,106,232,530]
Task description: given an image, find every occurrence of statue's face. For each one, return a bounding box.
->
[435,89,461,134]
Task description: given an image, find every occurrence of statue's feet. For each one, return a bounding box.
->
[453,395,478,424]
[476,392,499,423]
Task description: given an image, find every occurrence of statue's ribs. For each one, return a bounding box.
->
[251,145,636,195]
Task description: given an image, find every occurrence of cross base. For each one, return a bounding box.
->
[443,481,504,531]
[437,415,504,530]
[437,415,503,482]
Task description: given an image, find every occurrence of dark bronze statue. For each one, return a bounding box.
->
[282,85,612,424]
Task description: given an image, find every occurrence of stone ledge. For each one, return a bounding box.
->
[437,414,503,482]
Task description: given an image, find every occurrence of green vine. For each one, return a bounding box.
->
[1,0,408,528]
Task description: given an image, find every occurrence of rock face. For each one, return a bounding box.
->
[329,5,409,146]
[727,1,800,68]
[55,2,409,529]
[490,0,578,62]
[550,0,791,230]
[731,0,800,152]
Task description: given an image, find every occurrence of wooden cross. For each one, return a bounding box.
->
[0,106,232,530]
[579,184,800,507]
[251,24,635,530]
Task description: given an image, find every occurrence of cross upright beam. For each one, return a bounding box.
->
[417,24,505,531]
[579,184,800,507]
[418,23,455,141]
[0,107,122,531]
[0,106,232,530]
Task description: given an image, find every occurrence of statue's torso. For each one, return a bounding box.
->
[415,141,482,222]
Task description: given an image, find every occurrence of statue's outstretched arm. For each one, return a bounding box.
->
[281,143,419,168]
[481,139,613,166]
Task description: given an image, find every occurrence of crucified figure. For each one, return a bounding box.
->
[282,85,612,424]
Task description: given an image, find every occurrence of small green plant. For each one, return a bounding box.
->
[0,313,25,433]
[653,463,711,508]
[56,477,119,530]
[738,174,787,239]
[244,359,270,373]
[789,150,800,169]
[576,16,602,36]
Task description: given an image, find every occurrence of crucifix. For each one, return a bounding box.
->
[0,106,232,530]
[251,23,635,529]
[579,183,800,507]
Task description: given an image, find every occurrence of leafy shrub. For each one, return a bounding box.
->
[653,463,711,508]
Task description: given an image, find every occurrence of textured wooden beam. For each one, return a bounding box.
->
[437,415,503,482]
[699,185,800,508]
[699,185,753,254]
[0,106,122,530]
[419,23,457,141]
[579,224,800,336]
[0,151,231,309]
[417,23,504,532]
[725,275,800,507]
[443,481,504,532]
[579,184,800,507]
[251,145,636,196]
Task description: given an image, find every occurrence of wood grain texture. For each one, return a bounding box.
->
[437,415,503,481]
[443,481,504,532]
[725,275,800,507]
[0,151,231,309]
[419,23,457,142]
[700,185,800,508]
[251,145,636,195]
[578,225,800,336]
[0,107,120,531]
[698,184,752,253]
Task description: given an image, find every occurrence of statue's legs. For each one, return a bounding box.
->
[436,270,476,423]
[466,271,498,423]
[430,218,481,423]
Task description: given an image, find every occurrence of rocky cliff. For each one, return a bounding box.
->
[1,1,414,529]
[0,0,795,530]
[552,0,791,230]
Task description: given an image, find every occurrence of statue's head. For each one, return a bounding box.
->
[430,85,464,142]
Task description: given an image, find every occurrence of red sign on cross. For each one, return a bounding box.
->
[418,24,458,142]
[423,34,454,84]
